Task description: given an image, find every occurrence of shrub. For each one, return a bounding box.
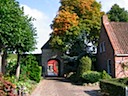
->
[115,78,128,85]
[101,70,111,79]
[0,73,16,96]
[20,55,42,82]
[67,73,77,81]
[77,56,92,77]
[16,80,37,94]
[4,75,37,94]
[67,73,83,83]
[100,79,125,96]
[6,59,17,76]
[82,71,101,83]
[29,65,42,82]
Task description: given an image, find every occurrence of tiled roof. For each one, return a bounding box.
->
[103,15,128,54]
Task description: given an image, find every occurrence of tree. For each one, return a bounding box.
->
[50,0,102,55]
[0,0,37,78]
[107,4,128,22]
[0,0,24,74]
[50,10,79,51]
[77,56,92,77]
[15,16,37,79]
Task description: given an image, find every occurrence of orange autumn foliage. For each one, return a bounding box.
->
[52,10,79,35]
[78,0,94,12]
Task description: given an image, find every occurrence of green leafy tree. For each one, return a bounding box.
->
[0,0,24,74]
[107,4,128,22]
[14,16,36,79]
[50,0,102,55]
[0,0,37,78]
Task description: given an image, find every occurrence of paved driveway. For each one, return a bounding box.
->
[31,77,101,96]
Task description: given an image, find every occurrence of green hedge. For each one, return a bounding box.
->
[100,79,126,96]
[82,71,101,83]
[20,55,42,82]
[29,65,42,82]
[101,70,111,79]
[77,56,92,77]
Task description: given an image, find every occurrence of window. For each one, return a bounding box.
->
[100,41,105,53]
[100,43,102,53]
[107,59,112,75]
[102,42,105,52]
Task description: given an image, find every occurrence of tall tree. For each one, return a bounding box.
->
[50,0,102,55]
[107,4,128,22]
[0,0,36,77]
[14,16,36,79]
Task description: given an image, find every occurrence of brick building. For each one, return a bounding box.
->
[97,15,128,78]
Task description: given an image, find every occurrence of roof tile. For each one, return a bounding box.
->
[103,15,128,54]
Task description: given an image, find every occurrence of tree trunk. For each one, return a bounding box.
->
[16,52,21,80]
[1,50,7,74]
[0,54,2,73]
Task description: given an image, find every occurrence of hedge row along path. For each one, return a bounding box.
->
[31,77,101,96]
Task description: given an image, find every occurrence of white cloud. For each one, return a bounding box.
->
[96,0,128,12]
[21,5,52,53]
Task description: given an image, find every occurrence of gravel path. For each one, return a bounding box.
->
[31,77,101,96]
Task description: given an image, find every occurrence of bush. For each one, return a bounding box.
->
[101,70,111,79]
[82,71,101,83]
[100,79,125,96]
[16,80,37,94]
[68,73,77,81]
[20,55,42,82]
[6,59,17,76]
[4,75,37,94]
[0,73,16,96]
[29,65,42,82]
[115,78,128,85]
[77,56,92,77]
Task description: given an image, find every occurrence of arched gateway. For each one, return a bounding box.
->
[47,59,60,76]
[41,39,64,77]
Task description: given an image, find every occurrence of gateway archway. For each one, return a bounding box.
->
[47,59,60,76]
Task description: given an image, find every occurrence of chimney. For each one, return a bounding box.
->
[102,15,109,25]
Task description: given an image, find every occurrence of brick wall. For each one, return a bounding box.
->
[97,24,115,77]
[97,15,128,78]
[115,57,128,78]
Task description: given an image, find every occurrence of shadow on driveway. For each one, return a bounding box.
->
[84,90,102,96]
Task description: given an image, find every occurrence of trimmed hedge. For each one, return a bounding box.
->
[82,71,101,83]
[77,56,92,76]
[100,79,126,96]
[101,70,111,79]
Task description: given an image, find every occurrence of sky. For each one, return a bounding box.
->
[17,0,128,54]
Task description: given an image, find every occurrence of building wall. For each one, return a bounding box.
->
[97,24,115,77]
[115,57,128,78]
[41,49,64,77]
